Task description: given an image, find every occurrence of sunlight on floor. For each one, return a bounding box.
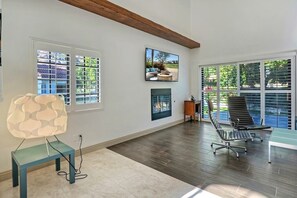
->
[203,184,268,198]
[181,187,220,198]
[181,184,269,198]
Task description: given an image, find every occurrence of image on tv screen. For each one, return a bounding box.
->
[145,48,179,82]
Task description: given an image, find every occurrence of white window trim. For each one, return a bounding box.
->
[33,40,103,112]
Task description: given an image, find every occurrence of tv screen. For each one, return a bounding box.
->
[145,48,179,82]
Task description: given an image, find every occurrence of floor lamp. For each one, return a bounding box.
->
[7,94,68,155]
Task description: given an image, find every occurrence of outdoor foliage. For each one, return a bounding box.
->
[219,65,237,90]
[240,62,260,89]
[75,56,99,97]
[265,59,291,89]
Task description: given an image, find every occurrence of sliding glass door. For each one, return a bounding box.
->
[201,64,237,122]
[200,56,295,129]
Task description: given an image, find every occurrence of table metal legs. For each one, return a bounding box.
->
[20,167,27,198]
[69,153,75,184]
[12,157,28,198]
[12,155,75,198]
[55,154,75,183]
[55,158,61,171]
[12,157,18,187]
[11,146,75,197]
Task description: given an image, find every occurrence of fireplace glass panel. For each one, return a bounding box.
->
[151,89,172,120]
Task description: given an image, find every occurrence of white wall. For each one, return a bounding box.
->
[190,0,297,98]
[0,0,191,172]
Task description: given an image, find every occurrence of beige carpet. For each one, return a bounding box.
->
[0,148,220,198]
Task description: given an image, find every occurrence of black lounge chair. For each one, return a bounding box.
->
[228,96,271,141]
[207,100,252,158]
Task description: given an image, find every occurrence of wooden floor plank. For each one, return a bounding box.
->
[109,122,297,198]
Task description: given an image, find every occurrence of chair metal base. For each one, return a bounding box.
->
[211,141,247,158]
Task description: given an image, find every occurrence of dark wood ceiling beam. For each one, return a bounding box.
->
[59,0,200,49]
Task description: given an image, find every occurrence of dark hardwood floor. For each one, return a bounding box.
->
[108,122,297,198]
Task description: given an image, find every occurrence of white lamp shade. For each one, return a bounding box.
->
[7,94,68,139]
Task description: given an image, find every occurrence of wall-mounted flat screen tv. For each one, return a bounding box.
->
[145,48,179,82]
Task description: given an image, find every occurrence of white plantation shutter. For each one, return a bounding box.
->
[219,65,237,121]
[265,59,291,90]
[265,93,292,129]
[239,62,261,90]
[201,66,217,91]
[239,62,262,125]
[201,66,217,119]
[37,50,71,105]
[202,91,217,119]
[75,55,101,105]
[263,59,293,128]
[34,41,103,111]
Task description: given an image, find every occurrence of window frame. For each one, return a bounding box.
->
[33,41,103,112]
[199,53,296,129]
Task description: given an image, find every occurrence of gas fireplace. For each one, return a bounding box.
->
[151,88,172,121]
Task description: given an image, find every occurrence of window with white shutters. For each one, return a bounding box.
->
[35,41,103,111]
[200,55,295,129]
